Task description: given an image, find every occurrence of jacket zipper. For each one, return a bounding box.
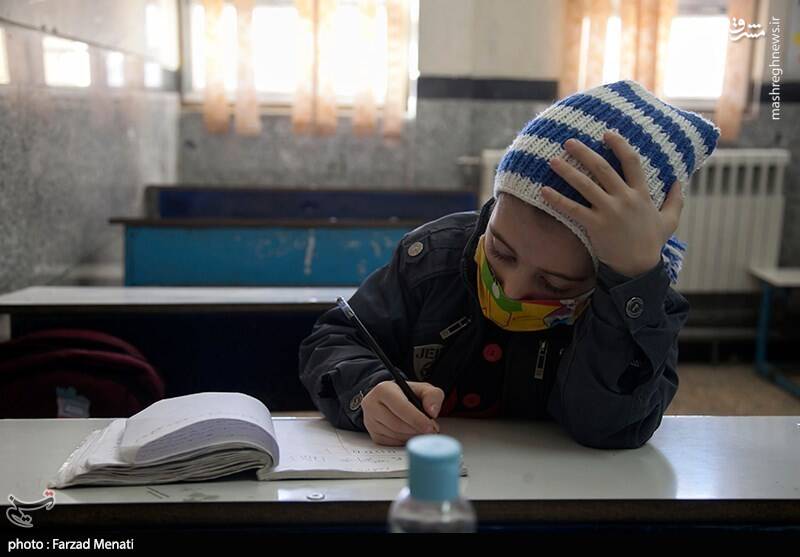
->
[534,340,548,380]
[440,316,472,341]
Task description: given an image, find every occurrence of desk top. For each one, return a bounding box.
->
[1,416,798,526]
[749,266,800,288]
[0,286,357,313]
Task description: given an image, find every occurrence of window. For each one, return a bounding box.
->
[106,51,126,87]
[662,0,729,101]
[146,2,168,54]
[181,0,417,107]
[144,61,163,88]
[0,28,9,84]
[42,36,91,88]
[188,1,238,93]
[600,0,729,104]
[145,1,179,70]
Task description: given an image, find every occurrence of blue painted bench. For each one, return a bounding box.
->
[114,188,478,286]
[110,218,423,286]
[145,185,477,221]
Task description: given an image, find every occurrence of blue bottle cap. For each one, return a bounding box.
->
[407,435,461,502]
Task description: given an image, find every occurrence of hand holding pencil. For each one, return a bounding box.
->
[361,381,444,447]
[336,297,444,446]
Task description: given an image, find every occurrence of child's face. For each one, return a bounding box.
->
[485,193,596,301]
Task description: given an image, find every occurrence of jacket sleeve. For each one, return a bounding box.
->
[547,259,689,449]
[298,237,420,431]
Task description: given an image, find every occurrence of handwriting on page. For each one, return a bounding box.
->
[272,419,406,474]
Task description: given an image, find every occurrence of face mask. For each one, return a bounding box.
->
[473,234,594,332]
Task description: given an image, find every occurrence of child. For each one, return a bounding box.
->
[299,79,720,449]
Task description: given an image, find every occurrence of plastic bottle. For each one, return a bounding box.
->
[387,434,477,533]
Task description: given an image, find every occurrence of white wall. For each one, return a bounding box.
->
[420,0,799,83]
[419,0,562,79]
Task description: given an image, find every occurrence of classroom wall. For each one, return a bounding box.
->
[746,0,800,266]
[0,0,179,294]
[1,0,798,295]
[178,0,800,267]
[178,0,562,191]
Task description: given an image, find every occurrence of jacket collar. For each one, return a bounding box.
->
[460,196,496,299]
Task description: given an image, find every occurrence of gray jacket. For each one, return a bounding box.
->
[298,196,688,449]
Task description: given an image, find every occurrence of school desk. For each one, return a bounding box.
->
[0,287,357,411]
[1,415,797,534]
[750,266,800,398]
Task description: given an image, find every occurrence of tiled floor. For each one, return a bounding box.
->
[666,364,800,415]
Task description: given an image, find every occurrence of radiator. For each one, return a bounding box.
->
[480,148,791,293]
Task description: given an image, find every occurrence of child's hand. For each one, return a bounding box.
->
[361,380,444,446]
[541,131,684,278]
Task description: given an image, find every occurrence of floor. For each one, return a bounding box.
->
[666,363,800,415]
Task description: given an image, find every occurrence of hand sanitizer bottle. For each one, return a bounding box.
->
[387,435,477,533]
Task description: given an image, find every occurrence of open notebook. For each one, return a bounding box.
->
[49,392,463,488]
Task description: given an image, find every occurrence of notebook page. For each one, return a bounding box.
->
[85,418,127,467]
[133,419,278,466]
[48,419,127,488]
[259,418,407,479]
[119,392,276,464]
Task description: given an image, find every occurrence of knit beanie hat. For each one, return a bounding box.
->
[493,79,720,283]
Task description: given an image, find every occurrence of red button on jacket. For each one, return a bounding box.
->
[482,343,503,362]
[462,393,481,408]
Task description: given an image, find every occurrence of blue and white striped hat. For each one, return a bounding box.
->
[493,79,720,283]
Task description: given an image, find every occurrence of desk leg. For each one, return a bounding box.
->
[755,283,800,398]
[755,282,772,378]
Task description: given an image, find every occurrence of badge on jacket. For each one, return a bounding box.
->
[413,344,443,379]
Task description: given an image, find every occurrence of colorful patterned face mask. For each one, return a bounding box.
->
[473,234,594,332]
